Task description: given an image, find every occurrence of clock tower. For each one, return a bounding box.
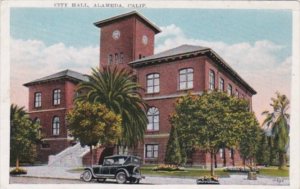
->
[94,11,161,68]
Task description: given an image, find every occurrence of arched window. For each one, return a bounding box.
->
[227,84,232,96]
[146,73,160,93]
[209,70,215,90]
[52,116,60,136]
[147,107,159,131]
[179,68,193,90]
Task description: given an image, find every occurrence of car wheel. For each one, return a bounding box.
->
[82,170,93,182]
[97,178,106,183]
[116,171,127,184]
[135,179,140,184]
[129,178,137,184]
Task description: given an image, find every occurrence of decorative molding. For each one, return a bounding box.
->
[29,107,66,113]
[144,133,170,138]
[143,91,203,101]
[42,137,71,141]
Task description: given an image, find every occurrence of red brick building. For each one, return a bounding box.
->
[25,11,256,167]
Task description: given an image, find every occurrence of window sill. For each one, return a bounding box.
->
[177,87,193,91]
[145,92,160,95]
[146,130,159,134]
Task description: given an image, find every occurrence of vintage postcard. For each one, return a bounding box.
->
[1,0,299,189]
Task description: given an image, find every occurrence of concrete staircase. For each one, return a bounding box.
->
[48,143,90,167]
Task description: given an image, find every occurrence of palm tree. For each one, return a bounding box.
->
[76,66,148,148]
[262,92,289,169]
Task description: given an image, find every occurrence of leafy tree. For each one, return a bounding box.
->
[238,114,261,166]
[262,92,289,169]
[256,131,271,166]
[76,66,147,148]
[171,91,254,176]
[169,93,198,165]
[66,101,122,165]
[10,104,40,168]
[165,125,182,165]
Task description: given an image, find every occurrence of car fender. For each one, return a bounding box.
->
[116,168,130,177]
[83,167,97,178]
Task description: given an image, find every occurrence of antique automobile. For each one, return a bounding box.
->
[80,155,145,184]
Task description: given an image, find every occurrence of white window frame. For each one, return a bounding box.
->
[219,78,224,92]
[34,92,42,108]
[227,84,232,96]
[145,144,158,158]
[53,89,61,105]
[179,68,193,90]
[52,116,60,136]
[146,73,160,93]
[209,70,215,90]
[147,107,159,131]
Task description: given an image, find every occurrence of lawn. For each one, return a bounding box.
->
[68,166,289,178]
[258,166,289,177]
[141,166,229,178]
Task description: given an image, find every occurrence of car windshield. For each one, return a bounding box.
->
[124,156,141,165]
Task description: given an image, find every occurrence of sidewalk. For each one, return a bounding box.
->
[16,166,289,185]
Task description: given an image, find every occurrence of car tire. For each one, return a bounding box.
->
[116,171,127,184]
[82,170,93,182]
[97,178,106,183]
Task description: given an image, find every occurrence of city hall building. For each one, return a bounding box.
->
[24,11,256,167]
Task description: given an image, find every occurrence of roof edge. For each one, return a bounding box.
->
[94,11,161,34]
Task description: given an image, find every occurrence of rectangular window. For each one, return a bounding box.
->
[219,78,224,91]
[235,89,239,97]
[227,84,232,95]
[120,52,124,64]
[108,54,113,64]
[115,53,119,64]
[145,144,158,158]
[41,142,50,149]
[219,148,223,158]
[53,89,61,105]
[147,74,160,93]
[179,68,193,90]
[209,70,215,90]
[34,92,42,108]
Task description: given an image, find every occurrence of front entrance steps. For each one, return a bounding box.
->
[48,143,90,167]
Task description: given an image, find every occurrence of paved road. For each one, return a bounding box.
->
[9,166,289,185]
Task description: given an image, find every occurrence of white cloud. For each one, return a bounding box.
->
[155,24,291,123]
[10,38,99,109]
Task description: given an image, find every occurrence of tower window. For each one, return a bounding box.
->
[53,89,61,105]
[147,73,160,93]
[34,92,42,108]
[179,68,193,90]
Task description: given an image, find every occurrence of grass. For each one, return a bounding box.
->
[68,165,289,178]
[258,166,289,177]
[141,166,229,178]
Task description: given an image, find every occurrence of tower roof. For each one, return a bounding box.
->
[130,44,257,95]
[23,69,88,86]
[94,11,161,34]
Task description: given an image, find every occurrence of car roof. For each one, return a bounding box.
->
[104,155,141,159]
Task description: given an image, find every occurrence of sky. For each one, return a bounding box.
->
[10,8,292,124]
